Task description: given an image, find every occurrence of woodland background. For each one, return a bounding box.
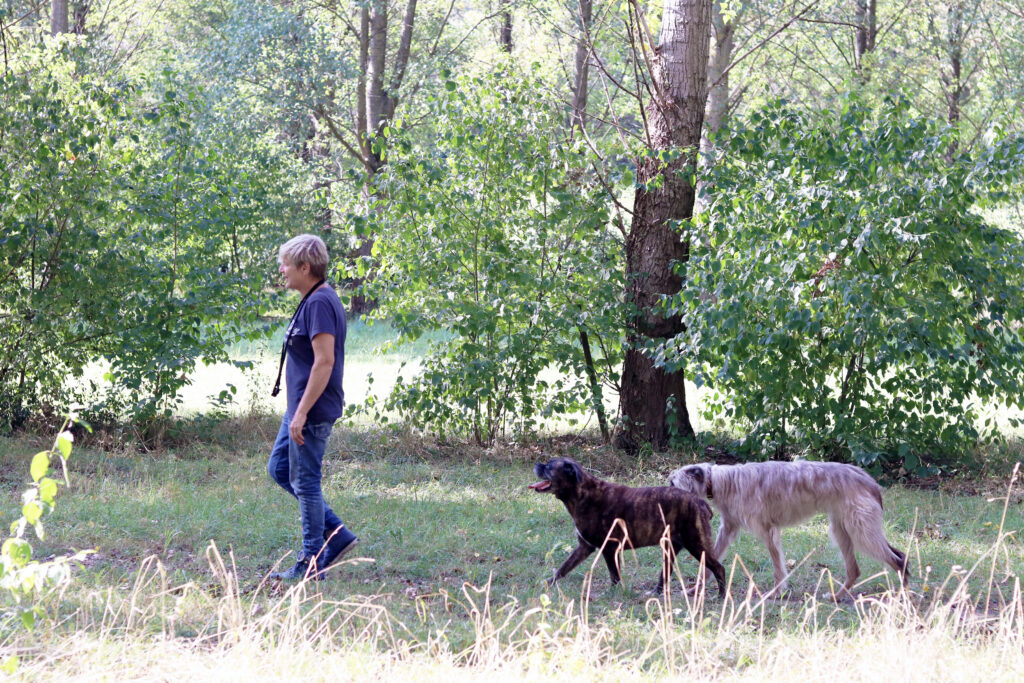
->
[4,0,1024,465]
[1,1,1023,678]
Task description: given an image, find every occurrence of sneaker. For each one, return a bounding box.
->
[319,525,359,573]
[269,556,322,582]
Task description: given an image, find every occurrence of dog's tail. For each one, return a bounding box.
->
[840,506,910,587]
[888,543,911,584]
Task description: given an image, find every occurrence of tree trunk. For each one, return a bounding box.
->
[704,1,733,143]
[51,0,68,34]
[386,0,418,123]
[357,5,370,158]
[579,327,610,442]
[696,1,739,214]
[349,0,417,315]
[499,0,513,52]
[853,0,877,69]
[366,0,388,171]
[614,0,712,452]
[569,0,593,131]
[944,2,964,157]
[72,1,88,34]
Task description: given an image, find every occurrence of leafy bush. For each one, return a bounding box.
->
[672,97,1024,469]
[0,46,302,431]
[362,67,623,442]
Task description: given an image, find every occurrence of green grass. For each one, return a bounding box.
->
[0,425,1020,678]
[13,320,1024,677]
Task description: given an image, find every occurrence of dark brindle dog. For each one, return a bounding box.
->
[530,457,726,595]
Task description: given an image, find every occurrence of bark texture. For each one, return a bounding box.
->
[567,0,608,441]
[854,0,877,67]
[347,0,418,313]
[943,2,965,157]
[615,0,712,452]
[569,0,593,132]
[72,1,88,34]
[366,0,388,171]
[704,0,734,145]
[51,0,68,34]
[499,0,513,52]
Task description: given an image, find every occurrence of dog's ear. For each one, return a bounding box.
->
[562,460,583,483]
[686,466,705,485]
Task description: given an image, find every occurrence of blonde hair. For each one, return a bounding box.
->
[278,234,329,280]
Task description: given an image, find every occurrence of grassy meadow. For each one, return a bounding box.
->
[0,323,1021,680]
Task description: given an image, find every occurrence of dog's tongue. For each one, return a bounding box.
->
[528,481,551,491]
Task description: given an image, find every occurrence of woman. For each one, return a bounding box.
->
[267,234,358,580]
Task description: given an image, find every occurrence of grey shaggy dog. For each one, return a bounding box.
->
[668,461,909,594]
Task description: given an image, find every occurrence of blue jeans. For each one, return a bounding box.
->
[267,414,345,559]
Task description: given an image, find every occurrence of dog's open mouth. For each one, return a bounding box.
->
[528,480,551,492]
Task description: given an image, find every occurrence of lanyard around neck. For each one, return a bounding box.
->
[271,280,326,397]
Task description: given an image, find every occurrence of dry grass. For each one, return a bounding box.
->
[5,467,1021,681]
[8,545,1021,681]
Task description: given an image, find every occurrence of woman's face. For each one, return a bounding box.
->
[278,257,310,292]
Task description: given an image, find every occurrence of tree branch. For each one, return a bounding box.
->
[315,103,368,169]
[383,0,418,122]
[711,0,821,89]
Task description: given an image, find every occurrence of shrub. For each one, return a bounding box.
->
[0,46,300,430]
[671,97,1024,469]
[361,67,623,442]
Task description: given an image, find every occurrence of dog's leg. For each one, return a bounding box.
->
[600,545,623,585]
[695,517,739,588]
[753,525,788,592]
[706,555,727,597]
[548,542,597,585]
[677,537,727,597]
[653,546,674,594]
[713,517,740,560]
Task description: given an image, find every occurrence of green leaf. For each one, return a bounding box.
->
[22,502,42,526]
[38,478,58,506]
[683,96,1024,462]
[904,452,920,472]
[57,431,73,459]
[1,655,19,674]
[30,452,49,483]
[2,538,31,567]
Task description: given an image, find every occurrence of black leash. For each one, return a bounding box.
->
[271,279,326,397]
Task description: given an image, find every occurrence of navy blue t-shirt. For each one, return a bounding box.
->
[285,285,347,424]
